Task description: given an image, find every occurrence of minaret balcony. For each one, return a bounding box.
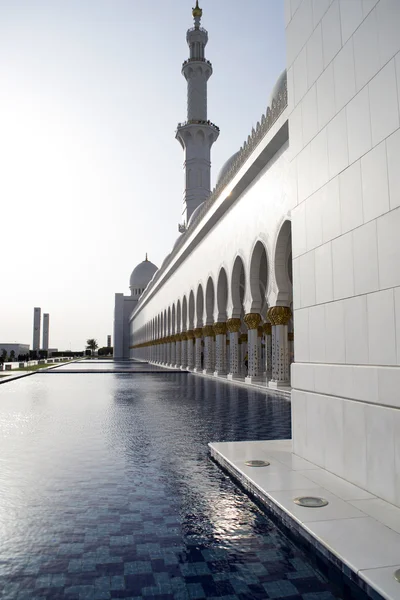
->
[182,58,212,68]
[176,119,220,133]
[187,25,207,34]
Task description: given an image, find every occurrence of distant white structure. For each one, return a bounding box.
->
[33,307,41,351]
[0,343,29,358]
[42,313,49,351]
[113,254,158,359]
[114,0,400,509]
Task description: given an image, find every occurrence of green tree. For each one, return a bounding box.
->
[1,349,7,363]
[9,350,16,362]
[86,339,98,357]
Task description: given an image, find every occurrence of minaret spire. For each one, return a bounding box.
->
[176,3,219,225]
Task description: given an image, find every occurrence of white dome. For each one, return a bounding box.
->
[268,69,287,108]
[187,201,205,228]
[129,257,158,295]
[173,232,185,249]
[216,151,240,187]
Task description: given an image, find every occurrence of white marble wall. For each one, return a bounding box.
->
[287,0,400,505]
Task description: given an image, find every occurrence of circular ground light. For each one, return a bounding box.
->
[394,569,400,582]
[293,496,329,508]
[245,459,270,467]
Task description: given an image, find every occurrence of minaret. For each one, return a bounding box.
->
[176,1,219,224]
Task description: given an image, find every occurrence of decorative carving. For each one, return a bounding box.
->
[181,332,188,341]
[194,328,203,338]
[239,333,248,343]
[263,322,272,335]
[203,325,214,337]
[227,318,241,333]
[175,333,182,342]
[257,325,263,338]
[213,322,227,335]
[288,332,294,342]
[244,313,261,330]
[267,306,292,326]
[186,329,195,339]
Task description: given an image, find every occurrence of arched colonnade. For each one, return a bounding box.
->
[132,221,293,389]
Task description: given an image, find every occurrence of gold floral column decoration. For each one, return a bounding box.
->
[227,318,241,333]
[267,306,292,325]
[213,322,227,335]
[244,313,261,330]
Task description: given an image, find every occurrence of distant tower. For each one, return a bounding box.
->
[33,307,41,351]
[107,335,111,348]
[42,314,49,351]
[176,1,219,224]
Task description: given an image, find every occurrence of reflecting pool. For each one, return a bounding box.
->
[0,370,347,599]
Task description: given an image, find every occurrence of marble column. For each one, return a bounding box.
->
[194,328,203,372]
[257,326,263,377]
[186,330,194,369]
[267,306,292,388]
[244,313,261,383]
[203,325,214,374]
[175,335,182,368]
[263,322,272,380]
[288,331,294,367]
[181,333,187,370]
[166,338,171,365]
[213,322,227,376]
[239,334,247,376]
[171,336,176,366]
[227,318,241,379]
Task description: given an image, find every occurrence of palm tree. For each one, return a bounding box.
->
[86,339,98,358]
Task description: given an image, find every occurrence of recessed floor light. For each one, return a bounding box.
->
[293,496,329,508]
[394,569,400,582]
[245,459,270,467]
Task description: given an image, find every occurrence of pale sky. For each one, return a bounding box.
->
[0,0,285,351]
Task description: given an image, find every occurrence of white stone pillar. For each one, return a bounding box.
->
[268,306,292,388]
[171,337,176,366]
[181,333,187,369]
[226,318,241,379]
[175,336,182,368]
[257,326,263,377]
[194,328,203,371]
[263,322,272,380]
[244,313,261,383]
[203,326,214,374]
[166,339,171,365]
[213,322,227,376]
[186,330,194,369]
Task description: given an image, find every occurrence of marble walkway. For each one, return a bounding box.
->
[210,439,400,600]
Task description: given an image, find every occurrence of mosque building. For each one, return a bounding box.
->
[114,0,400,510]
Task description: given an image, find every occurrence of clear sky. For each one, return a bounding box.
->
[0,0,286,351]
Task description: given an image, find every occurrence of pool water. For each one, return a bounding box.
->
[0,370,347,599]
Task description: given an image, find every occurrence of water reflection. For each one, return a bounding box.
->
[0,372,350,599]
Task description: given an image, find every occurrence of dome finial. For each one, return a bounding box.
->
[192,1,202,19]
[145,252,148,261]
